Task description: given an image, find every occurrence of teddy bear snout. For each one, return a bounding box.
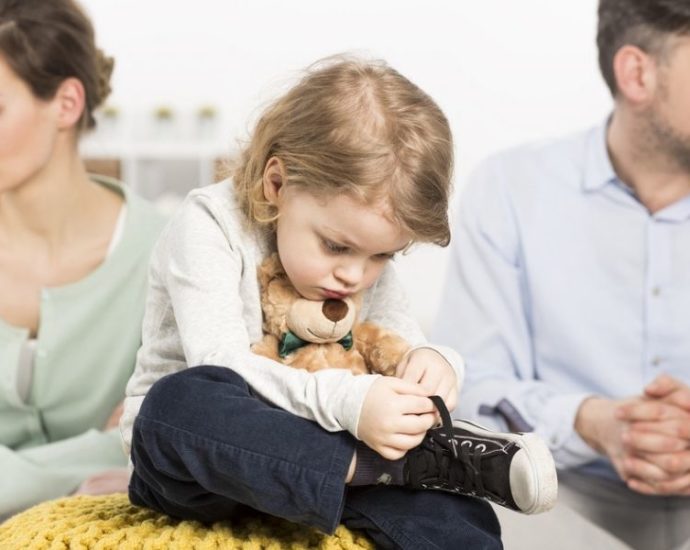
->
[322,299,349,323]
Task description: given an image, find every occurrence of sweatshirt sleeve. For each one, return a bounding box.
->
[0,429,125,517]
[122,194,379,456]
[432,160,599,468]
[362,263,465,388]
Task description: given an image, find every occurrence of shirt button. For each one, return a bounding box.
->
[652,287,661,297]
[652,357,662,367]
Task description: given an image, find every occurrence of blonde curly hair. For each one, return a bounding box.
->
[232,55,454,247]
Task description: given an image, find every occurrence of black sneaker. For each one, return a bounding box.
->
[404,395,557,514]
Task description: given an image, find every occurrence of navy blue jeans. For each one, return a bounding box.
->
[129,366,502,549]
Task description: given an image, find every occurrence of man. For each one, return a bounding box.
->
[434,1,690,548]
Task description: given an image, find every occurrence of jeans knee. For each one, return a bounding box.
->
[139,366,250,423]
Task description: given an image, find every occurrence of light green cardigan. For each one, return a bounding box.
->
[0,176,166,517]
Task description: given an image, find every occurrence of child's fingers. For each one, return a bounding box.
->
[387,432,427,451]
[397,394,437,415]
[397,360,426,385]
[444,385,458,412]
[396,412,436,435]
[394,354,410,379]
[376,445,411,461]
[388,376,432,397]
[419,369,444,395]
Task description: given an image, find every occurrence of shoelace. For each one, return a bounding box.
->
[421,395,487,498]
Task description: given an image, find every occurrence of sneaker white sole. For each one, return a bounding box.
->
[452,420,558,514]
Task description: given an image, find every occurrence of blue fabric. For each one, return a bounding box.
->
[433,121,690,478]
[129,366,502,550]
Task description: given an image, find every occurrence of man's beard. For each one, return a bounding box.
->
[640,93,690,174]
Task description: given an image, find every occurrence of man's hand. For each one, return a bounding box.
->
[575,396,668,485]
[396,348,458,413]
[357,377,436,460]
[614,375,690,495]
[576,396,631,480]
[643,374,690,411]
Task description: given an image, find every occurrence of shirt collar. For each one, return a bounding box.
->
[581,117,690,221]
[581,117,617,193]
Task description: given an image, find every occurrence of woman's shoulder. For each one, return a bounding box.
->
[90,174,167,236]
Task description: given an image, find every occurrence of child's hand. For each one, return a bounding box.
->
[357,377,437,460]
[396,348,458,413]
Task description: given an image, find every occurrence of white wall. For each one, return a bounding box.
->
[80,0,613,332]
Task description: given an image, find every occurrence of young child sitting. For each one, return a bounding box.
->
[120,56,556,550]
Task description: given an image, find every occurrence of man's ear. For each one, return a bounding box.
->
[612,45,658,106]
[263,157,287,205]
[52,77,86,130]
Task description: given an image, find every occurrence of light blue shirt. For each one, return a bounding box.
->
[433,122,690,476]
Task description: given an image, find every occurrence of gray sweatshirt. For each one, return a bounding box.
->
[120,179,464,455]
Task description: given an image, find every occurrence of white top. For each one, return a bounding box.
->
[17,204,128,403]
[121,179,464,454]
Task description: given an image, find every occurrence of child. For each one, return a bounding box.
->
[121,57,555,549]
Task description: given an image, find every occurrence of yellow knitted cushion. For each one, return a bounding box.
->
[0,494,375,549]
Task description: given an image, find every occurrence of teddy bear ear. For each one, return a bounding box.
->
[257,252,286,290]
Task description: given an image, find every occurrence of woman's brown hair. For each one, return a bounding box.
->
[0,0,113,130]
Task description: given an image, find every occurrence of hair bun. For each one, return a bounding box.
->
[94,48,114,108]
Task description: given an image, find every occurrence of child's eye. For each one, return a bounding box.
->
[322,239,349,254]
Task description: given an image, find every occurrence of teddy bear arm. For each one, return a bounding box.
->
[324,345,369,375]
[251,334,283,362]
[353,322,410,376]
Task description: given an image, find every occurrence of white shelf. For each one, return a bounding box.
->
[80,139,230,200]
[80,141,228,160]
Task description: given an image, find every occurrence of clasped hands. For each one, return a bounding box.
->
[578,374,690,495]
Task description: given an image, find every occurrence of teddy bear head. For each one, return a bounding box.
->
[257,253,362,345]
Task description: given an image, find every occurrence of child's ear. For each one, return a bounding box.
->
[53,77,86,130]
[263,157,287,205]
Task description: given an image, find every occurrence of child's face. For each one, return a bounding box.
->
[273,186,410,301]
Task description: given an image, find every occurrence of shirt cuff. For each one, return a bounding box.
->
[523,390,601,468]
[337,373,381,439]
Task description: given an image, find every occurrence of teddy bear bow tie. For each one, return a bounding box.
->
[278,330,354,358]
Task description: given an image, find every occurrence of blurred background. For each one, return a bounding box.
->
[78,0,611,333]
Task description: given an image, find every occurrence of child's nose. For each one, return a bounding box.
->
[334,260,363,288]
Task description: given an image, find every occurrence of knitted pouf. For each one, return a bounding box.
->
[0,494,375,549]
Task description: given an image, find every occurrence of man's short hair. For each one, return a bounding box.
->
[598,0,690,96]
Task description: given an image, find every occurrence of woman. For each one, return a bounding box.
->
[0,0,166,518]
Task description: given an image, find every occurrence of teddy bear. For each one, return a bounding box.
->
[251,253,410,376]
